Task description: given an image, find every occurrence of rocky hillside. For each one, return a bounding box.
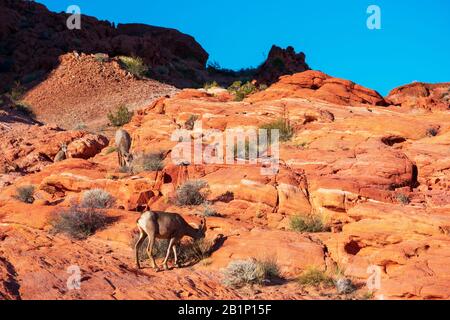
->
[0,70,449,300]
[0,0,208,90]
[22,52,178,130]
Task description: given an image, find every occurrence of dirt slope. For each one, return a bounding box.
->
[22,52,178,130]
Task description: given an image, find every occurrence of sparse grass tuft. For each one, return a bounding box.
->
[175,180,209,206]
[132,151,166,173]
[396,193,411,205]
[15,185,35,204]
[81,189,116,209]
[132,235,213,265]
[297,267,335,288]
[105,146,117,155]
[118,56,148,78]
[290,215,329,233]
[201,204,221,217]
[50,204,111,240]
[107,105,133,127]
[260,119,294,142]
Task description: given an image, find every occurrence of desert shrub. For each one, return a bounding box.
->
[227,81,258,101]
[203,81,220,90]
[222,258,281,288]
[290,215,329,233]
[396,193,410,205]
[9,81,25,101]
[297,267,334,288]
[15,185,35,204]
[260,119,294,142]
[257,257,281,280]
[50,204,110,240]
[107,105,133,127]
[94,53,109,63]
[175,180,209,206]
[81,189,116,209]
[14,102,35,118]
[185,114,199,130]
[132,151,165,173]
[118,56,148,78]
[426,127,439,137]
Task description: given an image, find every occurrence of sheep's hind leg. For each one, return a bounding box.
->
[146,235,158,271]
[134,227,147,269]
[163,238,176,270]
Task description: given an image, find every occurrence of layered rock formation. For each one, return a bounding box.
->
[1,72,449,299]
[386,82,450,111]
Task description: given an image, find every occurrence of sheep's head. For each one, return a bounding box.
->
[197,217,207,239]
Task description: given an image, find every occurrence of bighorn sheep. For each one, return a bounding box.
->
[53,143,68,162]
[135,211,207,270]
[115,129,133,168]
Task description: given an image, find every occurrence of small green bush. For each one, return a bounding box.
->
[50,205,110,240]
[107,105,133,127]
[175,180,209,206]
[290,215,328,233]
[15,185,35,204]
[81,189,116,209]
[260,119,294,142]
[118,56,148,78]
[297,267,334,288]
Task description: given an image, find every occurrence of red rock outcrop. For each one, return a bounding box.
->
[253,45,310,85]
[248,70,387,106]
[386,82,450,111]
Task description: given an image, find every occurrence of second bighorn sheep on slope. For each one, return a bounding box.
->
[115,129,133,168]
[53,143,68,163]
[135,211,207,270]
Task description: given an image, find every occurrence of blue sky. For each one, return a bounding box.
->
[38,0,450,95]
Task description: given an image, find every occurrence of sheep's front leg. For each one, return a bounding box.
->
[172,244,179,268]
[163,238,176,270]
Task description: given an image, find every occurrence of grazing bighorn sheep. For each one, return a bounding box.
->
[135,211,207,270]
[53,143,68,162]
[115,129,133,168]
